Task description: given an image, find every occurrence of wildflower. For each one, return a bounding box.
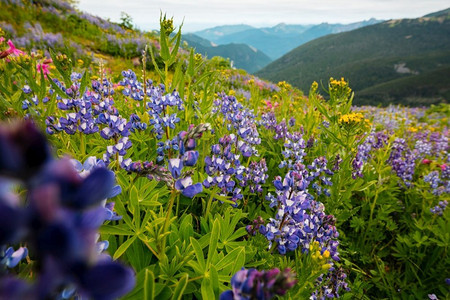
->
[0,121,135,299]
[220,268,296,300]
[175,176,203,198]
[36,62,50,78]
[0,40,24,59]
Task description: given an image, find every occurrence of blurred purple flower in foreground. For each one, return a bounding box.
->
[0,120,135,300]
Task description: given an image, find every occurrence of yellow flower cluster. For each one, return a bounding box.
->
[338,113,372,130]
[329,77,352,96]
[228,89,235,96]
[56,54,68,61]
[330,77,348,87]
[194,53,202,63]
[8,54,31,64]
[310,81,319,93]
[161,18,174,35]
[277,81,291,90]
[339,112,364,123]
[309,241,332,270]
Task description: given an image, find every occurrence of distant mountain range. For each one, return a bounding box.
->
[191,19,382,60]
[182,34,272,73]
[256,8,450,106]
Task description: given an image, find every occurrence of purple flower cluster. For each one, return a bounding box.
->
[388,138,417,187]
[246,216,265,236]
[413,131,449,161]
[16,22,64,49]
[121,159,172,183]
[120,70,184,139]
[203,134,268,205]
[220,268,296,300]
[42,74,145,168]
[352,131,389,179]
[260,112,277,131]
[227,73,280,93]
[311,267,350,299]
[71,156,123,221]
[203,134,247,205]
[0,120,134,299]
[213,92,260,157]
[122,124,208,198]
[424,170,450,196]
[278,131,307,168]
[260,171,341,257]
[430,200,448,216]
[276,129,334,197]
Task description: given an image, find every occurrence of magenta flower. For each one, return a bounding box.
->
[37,63,50,78]
[6,40,24,56]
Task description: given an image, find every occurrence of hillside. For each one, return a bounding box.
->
[0,0,163,72]
[182,33,272,73]
[256,9,450,106]
[193,20,381,60]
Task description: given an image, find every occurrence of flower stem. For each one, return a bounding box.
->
[160,190,178,256]
[204,189,215,218]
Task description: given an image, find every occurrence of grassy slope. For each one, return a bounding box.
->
[0,0,158,73]
[255,11,450,106]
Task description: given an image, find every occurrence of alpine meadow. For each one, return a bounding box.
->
[0,0,448,299]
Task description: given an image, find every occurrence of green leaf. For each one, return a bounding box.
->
[113,236,137,260]
[129,186,141,228]
[149,46,165,82]
[171,273,188,300]
[215,247,244,270]
[168,27,183,66]
[79,70,90,96]
[159,21,170,61]
[227,227,247,242]
[99,224,133,236]
[207,218,220,267]
[187,48,195,77]
[190,237,206,272]
[144,269,155,300]
[201,277,215,300]
[232,247,245,274]
[210,265,220,298]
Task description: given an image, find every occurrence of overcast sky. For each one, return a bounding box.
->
[77,0,450,32]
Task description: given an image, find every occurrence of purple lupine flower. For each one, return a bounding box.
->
[388,138,417,187]
[311,267,350,299]
[0,121,135,300]
[175,177,203,198]
[0,246,28,268]
[352,131,388,179]
[22,85,31,94]
[0,120,51,180]
[221,267,296,300]
[183,150,199,167]
[168,158,183,179]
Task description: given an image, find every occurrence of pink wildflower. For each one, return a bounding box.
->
[37,63,50,78]
[6,40,24,56]
[0,40,24,59]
